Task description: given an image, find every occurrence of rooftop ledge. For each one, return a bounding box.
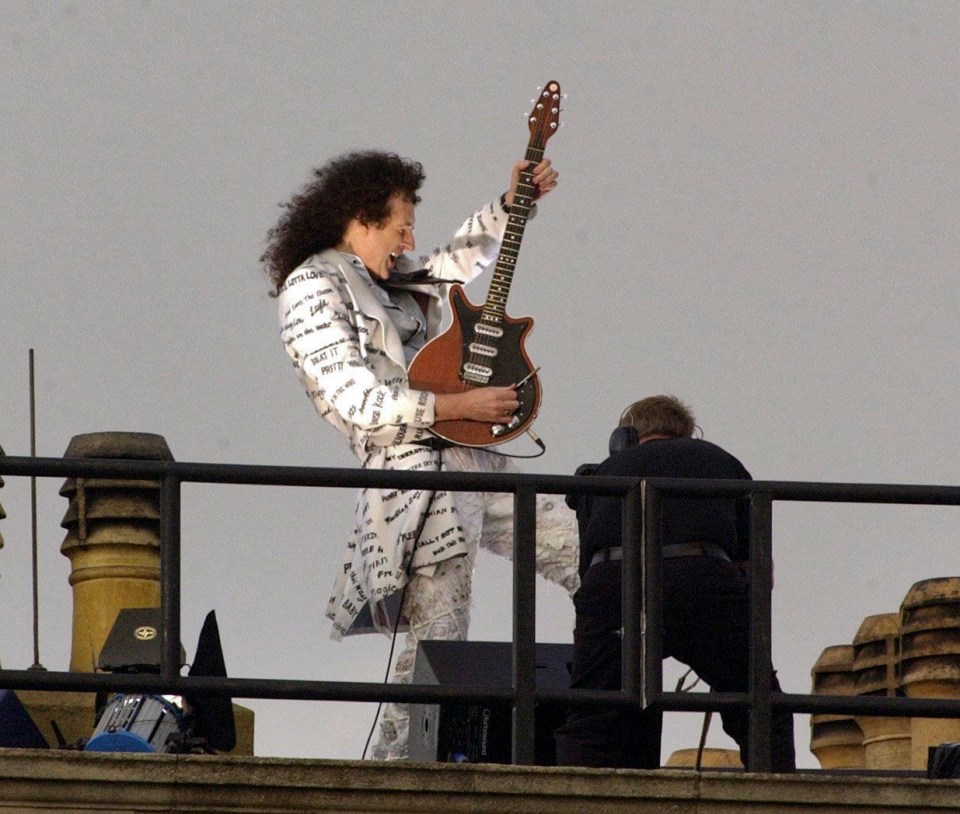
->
[1,749,959,814]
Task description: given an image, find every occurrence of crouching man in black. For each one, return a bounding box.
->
[555,395,795,771]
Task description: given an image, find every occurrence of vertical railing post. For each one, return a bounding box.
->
[159,473,182,682]
[621,480,642,700]
[512,484,537,765]
[638,480,662,710]
[747,490,773,772]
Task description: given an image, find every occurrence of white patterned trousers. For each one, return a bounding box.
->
[370,447,580,760]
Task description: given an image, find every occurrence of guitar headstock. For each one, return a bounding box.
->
[528,80,562,147]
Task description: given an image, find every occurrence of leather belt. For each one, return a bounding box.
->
[589,541,731,569]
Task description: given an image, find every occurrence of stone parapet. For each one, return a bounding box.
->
[0,750,957,814]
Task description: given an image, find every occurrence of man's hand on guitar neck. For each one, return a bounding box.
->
[435,386,519,423]
[504,159,558,207]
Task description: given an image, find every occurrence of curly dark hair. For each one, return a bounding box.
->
[261,151,425,295]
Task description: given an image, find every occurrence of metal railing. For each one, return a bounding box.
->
[2,454,960,770]
[0,454,635,766]
[638,478,960,772]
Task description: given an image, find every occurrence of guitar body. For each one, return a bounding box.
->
[408,284,541,447]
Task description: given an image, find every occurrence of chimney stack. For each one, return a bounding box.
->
[900,576,960,770]
[852,612,911,769]
[809,644,864,769]
[58,431,171,673]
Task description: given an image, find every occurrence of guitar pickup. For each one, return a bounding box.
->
[462,362,493,384]
[468,342,498,358]
[474,323,504,339]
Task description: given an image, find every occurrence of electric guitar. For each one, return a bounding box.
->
[407,80,562,447]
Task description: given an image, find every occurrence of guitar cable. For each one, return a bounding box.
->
[475,428,546,460]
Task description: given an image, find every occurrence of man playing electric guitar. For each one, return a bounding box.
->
[263,136,579,759]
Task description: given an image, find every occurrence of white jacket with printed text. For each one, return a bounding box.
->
[278,200,512,638]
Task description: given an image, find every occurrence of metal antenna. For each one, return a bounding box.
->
[28,349,45,671]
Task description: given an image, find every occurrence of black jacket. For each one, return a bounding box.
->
[577,437,752,577]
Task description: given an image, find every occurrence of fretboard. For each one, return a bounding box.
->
[481,142,545,326]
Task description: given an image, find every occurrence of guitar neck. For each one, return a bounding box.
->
[482,143,545,325]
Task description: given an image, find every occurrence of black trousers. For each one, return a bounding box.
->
[554,556,796,771]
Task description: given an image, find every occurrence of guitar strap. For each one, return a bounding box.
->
[380,269,443,316]
[384,268,454,285]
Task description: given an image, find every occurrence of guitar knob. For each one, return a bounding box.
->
[491,423,506,437]
[507,415,521,429]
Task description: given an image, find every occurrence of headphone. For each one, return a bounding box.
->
[607,403,640,455]
[609,404,703,455]
[608,424,638,455]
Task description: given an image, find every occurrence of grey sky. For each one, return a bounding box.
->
[2,1,959,766]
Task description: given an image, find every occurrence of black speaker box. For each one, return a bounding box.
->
[98,607,185,672]
[408,640,572,765]
[928,741,960,778]
[0,690,49,749]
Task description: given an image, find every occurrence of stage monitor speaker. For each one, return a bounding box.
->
[98,607,186,673]
[0,690,49,748]
[928,742,960,778]
[408,640,572,765]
